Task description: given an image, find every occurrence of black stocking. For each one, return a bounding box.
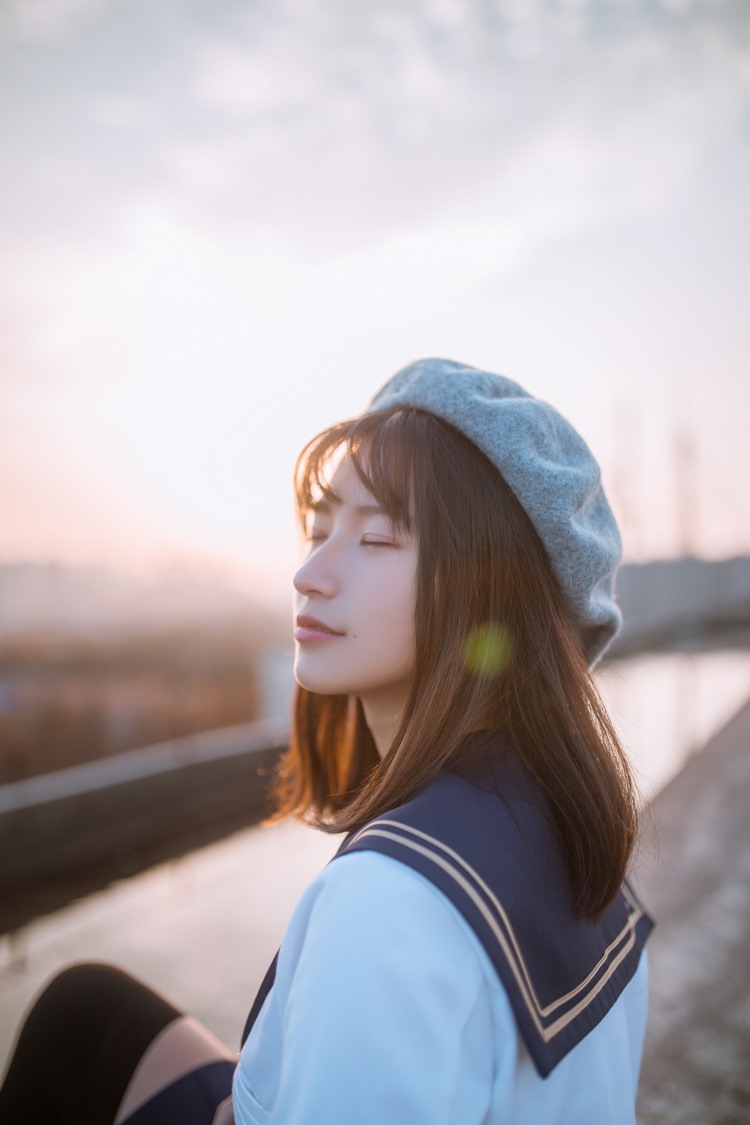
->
[0,962,181,1125]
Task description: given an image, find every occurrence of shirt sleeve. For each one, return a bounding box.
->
[267,850,502,1125]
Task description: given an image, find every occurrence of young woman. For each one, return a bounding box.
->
[0,358,653,1123]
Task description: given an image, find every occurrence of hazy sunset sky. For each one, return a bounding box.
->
[2,0,748,601]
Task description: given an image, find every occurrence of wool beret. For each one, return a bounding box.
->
[367,358,622,666]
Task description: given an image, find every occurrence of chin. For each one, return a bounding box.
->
[294,665,350,697]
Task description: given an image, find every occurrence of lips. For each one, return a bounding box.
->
[295,614,344,639]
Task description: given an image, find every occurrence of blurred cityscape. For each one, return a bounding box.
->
[3,554,750,790]
[0,562,289,785]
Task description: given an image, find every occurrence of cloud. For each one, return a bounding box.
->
[2,0,750,568]
[88,94,153,130]
[0,0,114,41]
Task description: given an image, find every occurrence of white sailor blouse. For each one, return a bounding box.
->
[233,730,653,1124]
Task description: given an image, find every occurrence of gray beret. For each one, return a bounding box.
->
[367,358,622,666]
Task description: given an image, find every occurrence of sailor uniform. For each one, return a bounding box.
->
[234,732,653,1123]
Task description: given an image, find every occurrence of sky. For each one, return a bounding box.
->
[1,0,749,605]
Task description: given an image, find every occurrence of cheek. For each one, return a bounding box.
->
[377,564,416,643]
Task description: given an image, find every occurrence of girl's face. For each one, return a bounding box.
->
[293,454,418,723]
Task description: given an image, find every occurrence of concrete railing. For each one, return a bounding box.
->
[611,556,750,655]
[0,717,289,892]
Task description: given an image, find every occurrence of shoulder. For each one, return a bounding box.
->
[241,851,519,1122]
[282,847,498,976]
[275,848,513,1033]
[336,761,653,1080]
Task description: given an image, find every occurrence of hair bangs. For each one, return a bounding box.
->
[294,409,423,534]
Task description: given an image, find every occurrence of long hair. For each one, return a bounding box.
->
[271,407,638,921]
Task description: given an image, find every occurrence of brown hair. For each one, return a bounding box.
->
[271,407,638,921]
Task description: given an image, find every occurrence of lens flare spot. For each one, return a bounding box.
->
[463,623,513,678]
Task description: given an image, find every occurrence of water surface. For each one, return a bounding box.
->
[597,648,750,802]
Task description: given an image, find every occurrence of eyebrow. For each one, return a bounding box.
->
[309,499,386,517]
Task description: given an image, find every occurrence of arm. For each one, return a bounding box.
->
[269,851,496,1125]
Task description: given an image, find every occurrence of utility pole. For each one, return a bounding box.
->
[611,401,641,559]
[674,422,698,558]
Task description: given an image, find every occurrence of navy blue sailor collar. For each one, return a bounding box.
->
[337,729,654,1078]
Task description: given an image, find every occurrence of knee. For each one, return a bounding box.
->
[3,962,135,1084]
[3,961,181,1115]
[32,961,132,1016]
[23,961,169,1049]
[41,960,125,991]
[34,960,180,1026]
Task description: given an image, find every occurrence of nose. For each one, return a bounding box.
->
[293,546,339,599]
